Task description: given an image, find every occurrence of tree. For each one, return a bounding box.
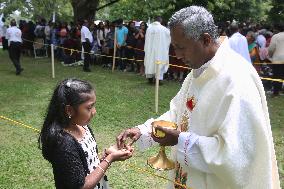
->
[97,0,175,21]
[100,0,273,24]
[32,0,73,21]
[0,0,120,22]
[71,0,99,21]
[0,0,276,24]
[0,0,73,21]
[268,0,284,25]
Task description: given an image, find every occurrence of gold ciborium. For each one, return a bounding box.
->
[147,120,177,171]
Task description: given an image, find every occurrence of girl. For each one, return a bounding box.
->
[39,78,133,189]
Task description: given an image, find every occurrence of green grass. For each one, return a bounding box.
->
[0,50,283,188]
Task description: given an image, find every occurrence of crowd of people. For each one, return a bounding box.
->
[0,17,190,80]
[0,15,283,94]
[221,22,284,96]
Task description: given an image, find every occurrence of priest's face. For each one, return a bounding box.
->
[171,25,209,69]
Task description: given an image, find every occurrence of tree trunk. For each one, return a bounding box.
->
[71,0,100,21]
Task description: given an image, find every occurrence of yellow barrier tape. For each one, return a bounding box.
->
[24,38,284,65]
[260,77,284,83]
[126,163,190,189]
[0,115,190,189]
[0,115,40,133]
[155,61,167,65]
[126,45,178,58]
[254,62,284,65]
[23,38,145,62]
[22,38,284,82]
[23,38,190,67]
[169,64,190,69]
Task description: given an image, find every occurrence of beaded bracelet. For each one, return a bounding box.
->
[97,165,105,173]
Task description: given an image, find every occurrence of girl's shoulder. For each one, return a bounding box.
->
[55,131,80,152]
[45,131,83,164]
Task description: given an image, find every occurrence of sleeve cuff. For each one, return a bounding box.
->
[176,132,199,167]
[136,118,155,151]
[137,118,154,136]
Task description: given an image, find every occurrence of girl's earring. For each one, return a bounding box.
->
[68,115,72,119]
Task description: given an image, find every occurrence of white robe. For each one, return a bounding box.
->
[137,38,280,189]
[229,32,251,63]
[144,22,171,80]
[0,15,4,38]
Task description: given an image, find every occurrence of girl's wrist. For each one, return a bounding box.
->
[106,154,114,163]
[103,156,112,166]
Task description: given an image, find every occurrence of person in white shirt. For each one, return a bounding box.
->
[268,24,284,96]
[6,19,23,75]
[0,17,8,50]
[228,23,251,63]
[116,6,280,189]
[0,16,4,39]
[144,16,171,84]
[81,20,93,72]
[256,30,267,49]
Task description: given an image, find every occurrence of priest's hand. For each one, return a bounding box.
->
[116,127,141,149]
[151,126,181,146]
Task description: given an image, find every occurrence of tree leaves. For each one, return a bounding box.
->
[98,0,275,24]
[0,0,281,25]
[0,0,73,21]
[268,0,284,24]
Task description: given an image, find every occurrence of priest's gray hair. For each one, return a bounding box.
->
[168,6,219,41]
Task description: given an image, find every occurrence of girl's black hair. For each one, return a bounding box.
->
[38,78,94,161]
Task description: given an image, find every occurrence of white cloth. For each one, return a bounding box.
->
[6,26,22,45]
[144,21,171,80]
[34,25,45,37]
[268,32,284,62]
[1,25,7,39]
[44,26,51,40]
[137,38,280,189]
[81,26,93,43]
[256,34,267,49]
[229,32,251,63]
[97,29,105,47]
[104,28,110,35]
[0,18,4,37]
[257,34,268,60]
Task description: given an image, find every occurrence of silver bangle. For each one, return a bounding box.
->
[97,165,105,173]
[103,158,111,167]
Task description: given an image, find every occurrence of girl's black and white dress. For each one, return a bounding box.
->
[50,125,110,189]
[79,126,110,189]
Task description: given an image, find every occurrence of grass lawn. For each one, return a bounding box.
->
[0,50,283,188]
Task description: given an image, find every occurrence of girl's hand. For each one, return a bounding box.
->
[105,145,134,162]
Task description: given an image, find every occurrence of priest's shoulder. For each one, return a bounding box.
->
[217,51,257,87]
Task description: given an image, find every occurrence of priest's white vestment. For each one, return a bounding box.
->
[144,21,171,80]
[137,38,280,189]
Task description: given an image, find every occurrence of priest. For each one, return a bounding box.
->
[144,16,171,84]
[117,6,280,189]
